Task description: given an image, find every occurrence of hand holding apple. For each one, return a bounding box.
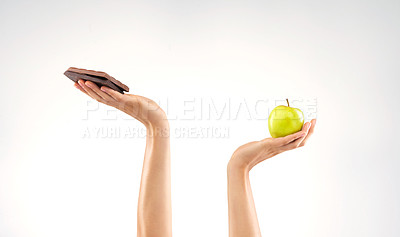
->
[229,118,316,171]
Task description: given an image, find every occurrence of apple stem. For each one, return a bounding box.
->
[286,98,290,107]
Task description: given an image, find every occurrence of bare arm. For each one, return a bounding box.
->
[227,163,261,237]
[227,119,316,237]
[137,123,171,237]
[75,80,172,237]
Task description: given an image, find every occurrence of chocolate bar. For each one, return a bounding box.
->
[64,67,129,94]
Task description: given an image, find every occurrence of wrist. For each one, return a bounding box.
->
[147,120,170,138]
[227,158,250,175]
[227,162,249,185]
[146,108,169,130]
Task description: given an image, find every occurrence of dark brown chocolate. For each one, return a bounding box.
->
[64,67,129,94]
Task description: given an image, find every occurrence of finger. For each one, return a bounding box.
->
[276,123,311,151]
[299,119,316,147]
[85,81,116,102]
[278,135,305,151]
[279,120,315,151]
[296,122,311,145]
[78,79,104,102]
[100,86,123,101]
[272,130,307,146]
[74,82,88,95]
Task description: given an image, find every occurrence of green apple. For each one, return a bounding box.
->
[268,99,304,138]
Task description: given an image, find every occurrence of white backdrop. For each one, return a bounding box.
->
[1,0,399,236]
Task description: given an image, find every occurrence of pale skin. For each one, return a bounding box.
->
[227,119,316,237]
[74,79,172,237]
[73,79,316,237]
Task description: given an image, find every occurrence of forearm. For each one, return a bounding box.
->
[227,162,261,237]
[137,123,172,237]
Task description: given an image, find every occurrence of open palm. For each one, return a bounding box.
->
[75,79,168,128]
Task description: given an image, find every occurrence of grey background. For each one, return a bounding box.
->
[1,0,399,236]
